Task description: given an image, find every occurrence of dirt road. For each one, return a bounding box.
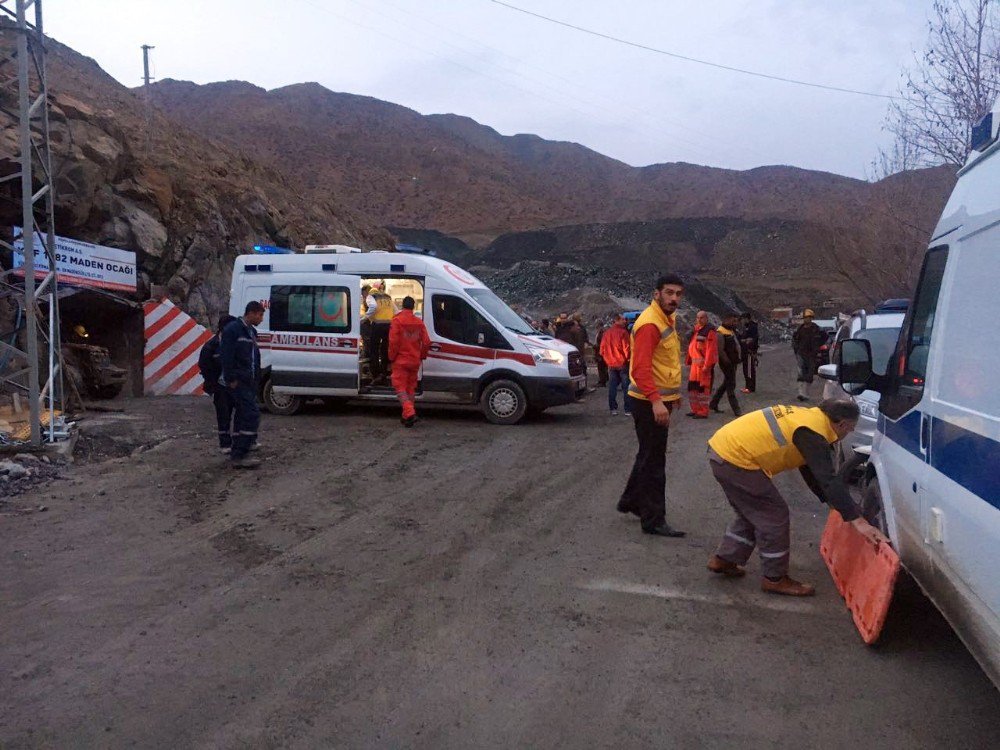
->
[3,351,998,748]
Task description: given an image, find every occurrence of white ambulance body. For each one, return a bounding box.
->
[839,98,1000,686]
[228,251,587,424]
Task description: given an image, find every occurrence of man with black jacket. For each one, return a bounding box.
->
[792,309,825,401]
[739,311,760,393]
[198,314,237,453]
[709,311,743,417]
[221,301,264,469]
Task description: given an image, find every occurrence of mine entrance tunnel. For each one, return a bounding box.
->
[54,288,144,400]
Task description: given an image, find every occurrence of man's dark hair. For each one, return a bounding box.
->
[723,310,739,320]
[245,301,265,315]
[819,399,860,423]
[402,296,415,310]
[217,314,237,333]
[742,311,754,320]
[655,274,685,290]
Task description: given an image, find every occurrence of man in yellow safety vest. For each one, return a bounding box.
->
[616,274,687,538]
[706,399,888,596]
[364,281,397,383]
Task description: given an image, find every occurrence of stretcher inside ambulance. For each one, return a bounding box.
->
[229,251,588,424]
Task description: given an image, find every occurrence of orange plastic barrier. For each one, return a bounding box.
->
[820,510,901,644]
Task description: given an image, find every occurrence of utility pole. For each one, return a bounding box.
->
[0,0,63,446]
[141,43,154,88]
[141,44,154,151]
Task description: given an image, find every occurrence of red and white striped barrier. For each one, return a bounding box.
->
[143,298,214,396]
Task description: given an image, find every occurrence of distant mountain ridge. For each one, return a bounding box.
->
[148,78,956,308]
[150,78,908,238]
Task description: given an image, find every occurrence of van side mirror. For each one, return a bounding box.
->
[836,339,873,395]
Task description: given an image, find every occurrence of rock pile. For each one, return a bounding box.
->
[0,453,61,499]
[0,30,393,326]
[474,261,752,329]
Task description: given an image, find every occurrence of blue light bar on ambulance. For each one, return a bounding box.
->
[252,244,294,255]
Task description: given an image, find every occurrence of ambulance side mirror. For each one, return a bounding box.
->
[837,339,873,396]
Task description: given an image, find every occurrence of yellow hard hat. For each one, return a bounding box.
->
[73,324,89,338]
[803,309,815,318]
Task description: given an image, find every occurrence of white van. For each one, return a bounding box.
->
[228,250,587,424]
[819,309,906,471]
[837,100,1000,686]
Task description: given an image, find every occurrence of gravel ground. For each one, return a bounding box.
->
[1,350,997,748]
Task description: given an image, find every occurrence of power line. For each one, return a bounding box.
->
[491,0,902,101]
[339,0,742,164]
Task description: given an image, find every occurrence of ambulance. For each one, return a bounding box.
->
[836,99,1000,686]
[228,250,587,424]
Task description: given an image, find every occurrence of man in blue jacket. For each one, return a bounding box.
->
[221,301,265,468]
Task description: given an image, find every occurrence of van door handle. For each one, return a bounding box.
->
[919,414,930,455]
[429,344,441,352]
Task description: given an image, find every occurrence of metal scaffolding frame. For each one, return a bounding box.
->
[0,0,64,446]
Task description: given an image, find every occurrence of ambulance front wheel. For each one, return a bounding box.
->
[480,379,527,425]
[262,377,303,416]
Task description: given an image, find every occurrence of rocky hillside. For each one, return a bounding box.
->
[0,30,392,324]
[150,79,957,310]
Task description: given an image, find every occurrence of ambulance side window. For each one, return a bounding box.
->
[881,246,948,419]
[432,294,508,349]
[270,286,351,334]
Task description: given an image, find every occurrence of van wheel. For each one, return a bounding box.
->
[262,378,302,416]
[861,478,889,537]
[480,379,527,425]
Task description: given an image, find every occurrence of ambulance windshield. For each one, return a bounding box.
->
[466,288,534,335]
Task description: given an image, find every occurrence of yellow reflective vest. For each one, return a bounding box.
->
[372,292,394,322]
[708,405,839,477]
[628,302,681,402]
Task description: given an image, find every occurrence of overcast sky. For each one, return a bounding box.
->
[43,0,933,179]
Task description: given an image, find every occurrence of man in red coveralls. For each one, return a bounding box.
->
[599,314,632,416]
[686,310,718,419]
[388,296,431,427]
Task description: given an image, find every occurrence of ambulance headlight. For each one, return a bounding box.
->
[532,348,565,365]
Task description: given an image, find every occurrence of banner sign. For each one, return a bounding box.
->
[12,226,138,293]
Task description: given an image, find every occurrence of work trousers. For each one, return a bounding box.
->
[391,363,419,420]
[596,356,608,386]
[607,366,630,413]
[619,398,675,529]
[795,353,816,383]
[371,322,391,380]
[742,348,758,392]
[212,388,235,449]
[229,382,260,460]
[710,365,742,416]
[361,319,373,368]
[711,457,791,578]
[687,373,713,417]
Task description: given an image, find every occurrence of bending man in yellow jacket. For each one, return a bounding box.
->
[706,399,888,596]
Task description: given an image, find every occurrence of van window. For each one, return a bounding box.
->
[466,288,535,335]
[270,286,351,333]
[856,327,901,377]
[936,232,996,411]
[432,294,510,349]
[903,248,948,386]
[881,247,948,419]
